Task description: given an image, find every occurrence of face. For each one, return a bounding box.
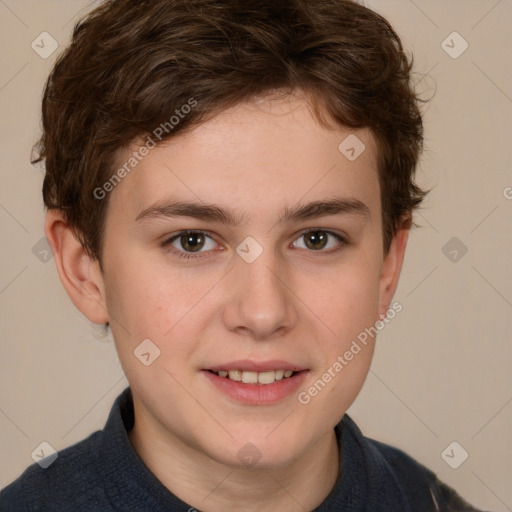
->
[99,94,400,469]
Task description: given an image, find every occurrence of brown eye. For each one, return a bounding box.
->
[304,231,328,250]
[292,229,347,252]
[165,231,217,255]
[180,232,205,252]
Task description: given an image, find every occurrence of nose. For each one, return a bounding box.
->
[221,249,299,340]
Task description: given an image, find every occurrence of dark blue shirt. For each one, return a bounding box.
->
[0,388,484,511]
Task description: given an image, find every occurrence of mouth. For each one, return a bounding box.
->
[205,369,300,385]
[202,361,309,405]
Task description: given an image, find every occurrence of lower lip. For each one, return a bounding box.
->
[202,370,309,405]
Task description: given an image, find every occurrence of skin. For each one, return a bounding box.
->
[46,93,410,512]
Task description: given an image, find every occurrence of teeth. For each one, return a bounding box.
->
[228,370,242,381]
[242,371,258,384]
[258,371,276,385]
[215,369,297,385]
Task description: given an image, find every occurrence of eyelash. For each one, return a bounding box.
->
[162,229,349,260]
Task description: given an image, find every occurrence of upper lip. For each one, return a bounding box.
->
[205,360,308,372]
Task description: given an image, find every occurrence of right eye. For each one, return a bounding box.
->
[162,230,219,259]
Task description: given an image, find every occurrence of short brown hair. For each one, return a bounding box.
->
[35,0,428,260]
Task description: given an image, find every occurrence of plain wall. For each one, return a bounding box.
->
[0,1,511,510]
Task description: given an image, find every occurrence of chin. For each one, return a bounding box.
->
[206,430,305,470]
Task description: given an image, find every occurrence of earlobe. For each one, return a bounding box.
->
[377,216,411,320]
[45,210,109,325]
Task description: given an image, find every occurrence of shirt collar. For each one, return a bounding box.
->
[98,387,410,511]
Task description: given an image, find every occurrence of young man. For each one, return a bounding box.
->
[1,0,485,510]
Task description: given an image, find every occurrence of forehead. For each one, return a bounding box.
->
[108,95,380,224]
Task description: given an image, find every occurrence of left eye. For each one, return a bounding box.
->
[292,230,345,251]
[167,231,217,253]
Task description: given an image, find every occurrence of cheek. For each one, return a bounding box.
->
[103,258,221,372]
[301,259,382,341]
[296,282,378,428]
[104,254,206,331]
[296,258,381,404]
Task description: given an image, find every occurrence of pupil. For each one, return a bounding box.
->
[182,233,204,252]
[305,231,327,250]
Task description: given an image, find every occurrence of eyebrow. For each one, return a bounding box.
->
[135,197,370,225]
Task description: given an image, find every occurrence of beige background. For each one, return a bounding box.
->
[0,0,511,510]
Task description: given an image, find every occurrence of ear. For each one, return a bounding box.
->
[377,215,411,320]
[45,209,109,325]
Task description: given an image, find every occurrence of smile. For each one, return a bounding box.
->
[208,369,296,385]
[203,364,309,405]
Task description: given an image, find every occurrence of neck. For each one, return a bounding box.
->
[129,407,340,512]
